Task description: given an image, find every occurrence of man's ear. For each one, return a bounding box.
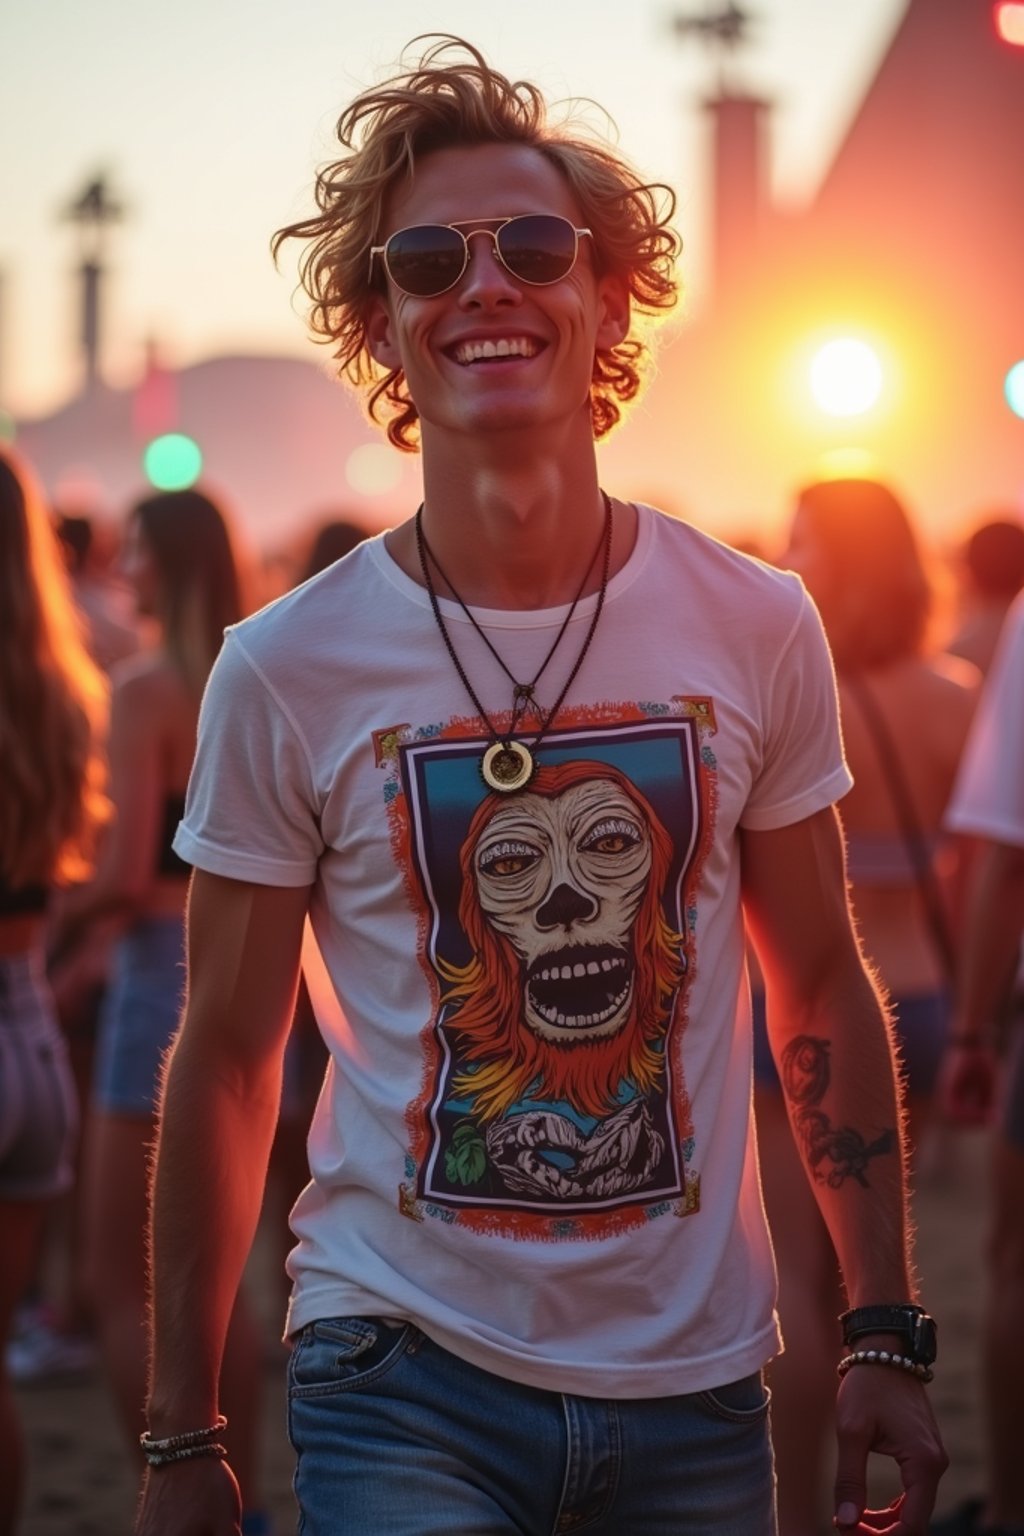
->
[364,292,402,370]
[595,273,631,352]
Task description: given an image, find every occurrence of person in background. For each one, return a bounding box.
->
[56,511,142,672]
[931,592,1024,1536]
[8,510,142,1387]
[947,514,1024,677]
[300,515,370,581]
[754,477,977,1536]
[55,489,270,1535]
[0,446,108,1536]
[137,39,945,1536]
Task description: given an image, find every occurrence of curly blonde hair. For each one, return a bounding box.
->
[272,35,681,450]
[0,448,109,887]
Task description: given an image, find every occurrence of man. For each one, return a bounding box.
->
[135,37,946,1536]
[933,593,1024,1536]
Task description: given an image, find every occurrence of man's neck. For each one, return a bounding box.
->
[387,434,632,610]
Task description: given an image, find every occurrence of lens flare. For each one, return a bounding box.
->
[809,339,883,417]
[143,433,203,491]
[1006,360,1024,420]
[345,443,403,496]
[995,3,1024,46]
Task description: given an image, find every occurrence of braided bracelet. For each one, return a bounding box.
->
[143,1441,228,1470]
[140,1414,227,1460]
[838,1349,934,1384]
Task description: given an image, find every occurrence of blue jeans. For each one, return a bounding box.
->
[287,1317,776,1535]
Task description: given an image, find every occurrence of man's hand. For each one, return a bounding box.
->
[833,1366,947,1534]
[134,1457,242,1536]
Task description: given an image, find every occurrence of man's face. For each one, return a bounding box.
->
[364,142,628,445]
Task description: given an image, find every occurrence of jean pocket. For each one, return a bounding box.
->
[696,1370,772,1423]
[287,1316,421,1397]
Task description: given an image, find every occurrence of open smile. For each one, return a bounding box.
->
[526,944,633,1031]
[448,336,544,366]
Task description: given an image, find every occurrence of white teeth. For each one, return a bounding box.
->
[453,336,538,365]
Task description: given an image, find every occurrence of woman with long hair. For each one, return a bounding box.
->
[0,446,108,1535]
[753,477,978,1536]
[58,488,269,1530]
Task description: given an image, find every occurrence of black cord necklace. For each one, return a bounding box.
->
[415,492,613,792]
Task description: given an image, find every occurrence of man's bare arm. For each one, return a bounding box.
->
[135,871,310,1535]
[742,807,946,1535]
[742,807,909,1303]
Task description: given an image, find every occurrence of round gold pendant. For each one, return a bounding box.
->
[481,740,535,793]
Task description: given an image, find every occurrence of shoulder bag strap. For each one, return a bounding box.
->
[842,671,958,986]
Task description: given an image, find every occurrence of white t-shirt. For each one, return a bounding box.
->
[947,591,1024,848]
[176,503,851,1397]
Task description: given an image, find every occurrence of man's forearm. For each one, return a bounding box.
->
[770,960,912,1308]
[145,1028,282,1435]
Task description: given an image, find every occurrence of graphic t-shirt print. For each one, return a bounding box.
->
[383,702,715,1239]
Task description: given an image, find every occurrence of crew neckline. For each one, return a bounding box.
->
[367,502,655,629]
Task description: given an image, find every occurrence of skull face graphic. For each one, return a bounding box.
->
[471,775,654,1043]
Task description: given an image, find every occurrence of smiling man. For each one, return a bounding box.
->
[135,36,946,1536]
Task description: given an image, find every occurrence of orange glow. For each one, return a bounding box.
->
[995,3,1024,44]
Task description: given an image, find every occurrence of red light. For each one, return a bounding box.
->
[995,2,1024,45]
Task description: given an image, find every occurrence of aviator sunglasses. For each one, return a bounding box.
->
[369,214,593,298]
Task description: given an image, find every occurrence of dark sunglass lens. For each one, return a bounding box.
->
[385,225,466,295]
[498,216,576,284]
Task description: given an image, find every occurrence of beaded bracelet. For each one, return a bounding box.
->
[140,1414,227,1463]
[143,1441,229,1470]
[837,1349,934,1384]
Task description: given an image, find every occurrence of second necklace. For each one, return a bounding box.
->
[416,493,613,793]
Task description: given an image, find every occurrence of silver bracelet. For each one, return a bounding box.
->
[140,1414,227,1459]
[837,1348,934,1384]
[143,1441,228,1469]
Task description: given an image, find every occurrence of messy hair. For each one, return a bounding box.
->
[272,35,681,449]
[795,478,932,671]
[0,447,109,887]
[131,489,244,699]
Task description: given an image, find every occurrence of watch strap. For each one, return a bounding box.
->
[839,1304,937,1365]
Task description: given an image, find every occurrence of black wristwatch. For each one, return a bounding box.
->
[839,1304,938,1367]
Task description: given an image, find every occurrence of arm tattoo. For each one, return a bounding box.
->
[780,1035,896,1189]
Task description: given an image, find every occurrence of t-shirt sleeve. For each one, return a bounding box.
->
[946,595,1024,848]
[173,628,323,886]
[739,586,853,831]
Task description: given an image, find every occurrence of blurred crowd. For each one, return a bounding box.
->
[1,439,1023,1536]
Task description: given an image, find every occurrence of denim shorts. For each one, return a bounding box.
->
[752,989,950,1101]
[93,915,186,1115]
[287,1317,776,1535]
[0,951,78,1199]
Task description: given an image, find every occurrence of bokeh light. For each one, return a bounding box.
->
[995,3,1024,46]
[1006,360,1024,420]
[143,433,203,490]
[345,443,403,497]
[0,410,16,444]
[809,339,884,417]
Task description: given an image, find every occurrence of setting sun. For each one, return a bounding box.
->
[809,339,884,417]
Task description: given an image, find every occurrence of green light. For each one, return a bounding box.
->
[0,409,16,444]
[1006,360,1024,421]
[143,433,203,490]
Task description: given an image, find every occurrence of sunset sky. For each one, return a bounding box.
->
[1,0,905,421]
